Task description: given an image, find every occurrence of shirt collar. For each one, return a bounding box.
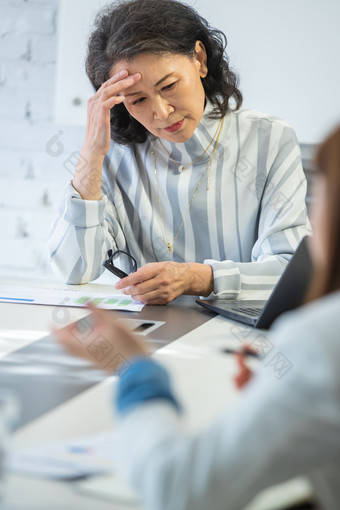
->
[152,99,226,169]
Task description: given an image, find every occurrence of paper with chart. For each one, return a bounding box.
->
[0,285,144,311]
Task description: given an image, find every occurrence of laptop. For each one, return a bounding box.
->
[196,236,313,329]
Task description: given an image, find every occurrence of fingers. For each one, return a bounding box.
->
[102,69,128,86]
[121,277,160,297]
[115,261,182,290]
[52,307,150,370]
[99,72,141,101]
[115,262,187,304]
[236,352,248,370]
[242,344,257,356]
[130,286,176,304]
[115,264,159,290]
[234,353,253,389]
[134,292,174,305]
[87,72,141,121]
[128,282,181,304]
[83,70,141,157]
[52,322,86,358]
[115,269,169,303]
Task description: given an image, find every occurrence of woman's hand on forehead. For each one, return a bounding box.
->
[102,70,141,97]
[76,70,142,168]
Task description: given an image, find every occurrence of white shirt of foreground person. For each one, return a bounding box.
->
[113,291,340,510]
[48,103,310,300]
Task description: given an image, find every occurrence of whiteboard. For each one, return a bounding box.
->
[55,0,340,143]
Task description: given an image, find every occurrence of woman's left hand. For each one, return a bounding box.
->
[115,262,214,305]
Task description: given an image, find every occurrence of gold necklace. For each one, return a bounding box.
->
[151,117,224,254]
[157,119,222,172]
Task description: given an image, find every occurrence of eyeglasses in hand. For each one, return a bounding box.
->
[102,249,138,279]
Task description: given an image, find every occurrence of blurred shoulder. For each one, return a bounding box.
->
[272,291,340,354]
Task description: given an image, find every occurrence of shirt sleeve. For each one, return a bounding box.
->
[112,311,340,510]
[204,125,312,300]
[116,357,181,416]
[47,180,129,284]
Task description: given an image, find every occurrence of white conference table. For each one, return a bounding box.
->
[0,277,313,510]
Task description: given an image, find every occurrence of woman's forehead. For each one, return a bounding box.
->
[109,52,192,78]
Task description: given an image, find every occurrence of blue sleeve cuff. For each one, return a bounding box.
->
[115,357,181,417]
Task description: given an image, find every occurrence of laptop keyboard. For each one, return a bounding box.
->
[231,307,262,317]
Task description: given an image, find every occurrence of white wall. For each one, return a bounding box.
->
[0,0,85,279]
[197,0,340,144]
[55,0,340,143]
[54,0,108,126]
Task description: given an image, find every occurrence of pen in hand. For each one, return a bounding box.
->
[221,347,260,359]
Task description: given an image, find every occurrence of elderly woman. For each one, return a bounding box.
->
[48,0,310,304]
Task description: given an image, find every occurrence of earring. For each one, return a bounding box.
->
[201,62,208,78]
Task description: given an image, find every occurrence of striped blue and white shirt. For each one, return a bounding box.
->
[48,102,311,299]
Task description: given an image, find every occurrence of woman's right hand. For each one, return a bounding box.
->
[83,70,141,158]
[234,352,254,389]
[72,70,141,200]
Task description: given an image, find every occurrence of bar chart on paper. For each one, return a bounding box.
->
[0,285,144,311]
